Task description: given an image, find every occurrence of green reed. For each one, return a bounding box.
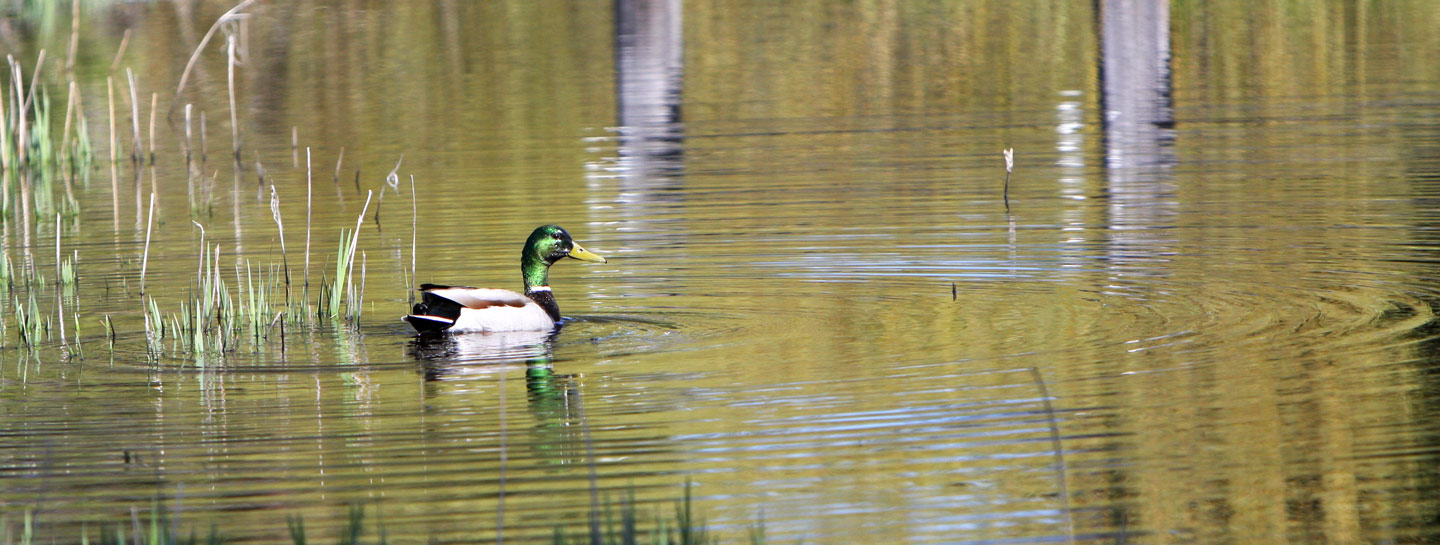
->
[0,53,93,226]
[320,191,371,324]
[0,482,739,545]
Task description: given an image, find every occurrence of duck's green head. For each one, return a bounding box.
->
[522,225,606,288]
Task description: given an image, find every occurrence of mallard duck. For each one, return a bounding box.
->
[403,225,607,334]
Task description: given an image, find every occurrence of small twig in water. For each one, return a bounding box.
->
[333,147,344,183]
[1002,147,1014,208]
[374,155,403,225]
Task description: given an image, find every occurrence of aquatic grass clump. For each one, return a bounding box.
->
[0,53,94,225]
[319,191,372,325]
[551,482,713,545]
[144,243,289,361]
[0,482,735,545]
[13,290,49,348]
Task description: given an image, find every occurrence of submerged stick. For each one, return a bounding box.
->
[332,147,344,183]
[1027,367,1075,545]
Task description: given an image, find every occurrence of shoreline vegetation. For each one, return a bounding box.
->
[0,0,403,364]
[0,482,750,545]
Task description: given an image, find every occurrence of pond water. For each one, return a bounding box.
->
[2,1,1440,543]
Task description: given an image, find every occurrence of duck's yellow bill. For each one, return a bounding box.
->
[569,242,607,263]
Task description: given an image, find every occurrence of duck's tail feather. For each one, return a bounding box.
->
[403,290,466,334]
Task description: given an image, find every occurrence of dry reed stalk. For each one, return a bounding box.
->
[27,49,44,105]
[148,93,157,164]
[226,35,241,164]
[1002,148,1014,209]
[56,214,65,347]
[0,67,9,173]
[271,185,290,307]
[200,110,208,164]
[185,104,195,208]
[109,29,131,73]
[139,192,155,297]
[126,68,141,165]
[254,151,266,185]
[66,1,79,70]
[409,174,416,306]
[107,77,118,222]
[304,147,312,290]
[332,147,344,183]
[8,55,30,167]
[171,0,257,117]
[60,80,77,160]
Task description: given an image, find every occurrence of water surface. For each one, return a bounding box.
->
[2,1,1440,543]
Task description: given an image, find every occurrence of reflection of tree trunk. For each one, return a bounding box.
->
[1099,0,1176,255]
[615,0,684,171]
[608,0,686,259]
[1097,0,1178,538]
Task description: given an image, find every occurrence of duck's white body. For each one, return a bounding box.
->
[402,225,606,335]
[404,287,556,333]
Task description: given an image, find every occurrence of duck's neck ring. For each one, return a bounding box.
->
[525,286,561,322]
[522,253,560,322]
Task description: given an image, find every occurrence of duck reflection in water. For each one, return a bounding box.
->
[409,330,590,466]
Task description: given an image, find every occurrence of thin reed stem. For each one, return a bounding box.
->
[305,148,312,291]
[60,81,77,160]
[271,185,290,311]
[67,1,79,69]
[126,68,141,165]
[148,93,157,164]
[56,214,66,347]
[172,0,257,97]
[140,192,155,297]
[109,29,131,73]
[107,77,118,225]
[410,174,417,306]
[227,35,240,165]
